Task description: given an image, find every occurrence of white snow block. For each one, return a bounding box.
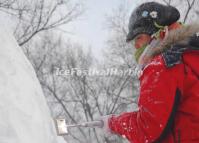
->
[0,23,66,143]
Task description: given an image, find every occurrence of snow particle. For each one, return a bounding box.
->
[196,32,199,37]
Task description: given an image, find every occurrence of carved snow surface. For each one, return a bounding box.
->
[0,23,66,143]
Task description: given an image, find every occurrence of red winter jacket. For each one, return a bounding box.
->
[108,25,199,143]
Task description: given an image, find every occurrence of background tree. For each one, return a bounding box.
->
[0,0,83,49]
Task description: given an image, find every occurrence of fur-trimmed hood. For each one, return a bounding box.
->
[139,24,199,65]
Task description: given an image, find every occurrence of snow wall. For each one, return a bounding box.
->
[0,24,66,143]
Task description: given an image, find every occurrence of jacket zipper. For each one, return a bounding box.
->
[177,129,181,143]
[172,129,181,143]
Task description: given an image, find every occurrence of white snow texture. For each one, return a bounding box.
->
[0,23,66,143]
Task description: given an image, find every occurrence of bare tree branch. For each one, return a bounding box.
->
[183,0,196,23]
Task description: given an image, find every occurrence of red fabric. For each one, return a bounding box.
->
[108,51,199,143]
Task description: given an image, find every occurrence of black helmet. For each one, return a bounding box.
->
[126,2,180,42]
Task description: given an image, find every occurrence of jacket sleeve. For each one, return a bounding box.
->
[108,57,183,143]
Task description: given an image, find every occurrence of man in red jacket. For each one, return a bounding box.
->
[101,2,199,143]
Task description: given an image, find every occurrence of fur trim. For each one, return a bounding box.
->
[154,23,199,55]
[138,23,199,65]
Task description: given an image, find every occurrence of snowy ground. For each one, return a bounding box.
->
[0,23,66,143]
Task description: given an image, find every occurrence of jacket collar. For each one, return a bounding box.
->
[139,23,199,67]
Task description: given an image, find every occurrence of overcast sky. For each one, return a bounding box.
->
[63,0,136,58]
